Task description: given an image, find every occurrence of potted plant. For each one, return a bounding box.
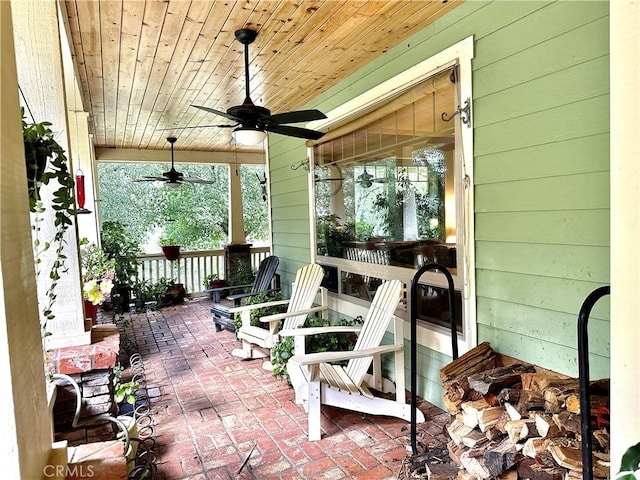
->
[165,279,186,305]
[203,273,228,299]
[132,279,155,313]
[23,110,76,331]
[101,221,141,313]
[159,235,181,261]
[79,239,115,323]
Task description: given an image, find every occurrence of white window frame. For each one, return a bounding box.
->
[308,36,476,357]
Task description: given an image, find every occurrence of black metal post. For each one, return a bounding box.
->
[577,285,610,480]
[410,263,459,455]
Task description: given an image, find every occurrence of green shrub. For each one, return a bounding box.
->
[271,316,364,381]
[233,290,285,332]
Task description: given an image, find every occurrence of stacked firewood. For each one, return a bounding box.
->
[410,342,610,480]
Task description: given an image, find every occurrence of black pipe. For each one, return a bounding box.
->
[410,263,459,455]
[577,285,610,480]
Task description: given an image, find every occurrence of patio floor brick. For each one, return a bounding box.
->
[109,296,446,479]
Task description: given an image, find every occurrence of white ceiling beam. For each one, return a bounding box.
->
[95,148,265,165]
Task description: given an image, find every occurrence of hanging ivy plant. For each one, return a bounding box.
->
[22,108,76,332]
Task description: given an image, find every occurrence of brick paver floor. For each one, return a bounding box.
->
[114,296,450,479]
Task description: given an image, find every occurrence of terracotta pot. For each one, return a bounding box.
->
[209,279,229,299]
[84,299,98,324]
[161,245,181,261]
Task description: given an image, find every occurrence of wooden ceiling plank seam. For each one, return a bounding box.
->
[244,0,346,110]
[302,2,460,113]
[187,0,275,128]
[246,1,319,107]
[135,0,193,150]
[100,0,124,147]
[151,1,236,150]
[235,1,306,105]
[165,0,298,149]
[174,1,260,147]
[153,1,250,151]
[134,0,193,149]
[267,1,457,113]
[266,2,416,110]
[176,0,310,136]
[123,0,169,149]
[147,1,217,151]
[115,0,147,148]
[62,0,464,153]
[257,1,377,112]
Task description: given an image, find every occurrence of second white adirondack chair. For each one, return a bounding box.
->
[282,279,425,441]
[230,263,327,363]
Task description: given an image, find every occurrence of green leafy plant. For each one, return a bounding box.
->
[23,110,77,333]
[132,279,155,302]
[618,442,640,480]
[271,316,364,380]
[202,273,219,288]
[101,220,141,286]
[228,259,255,286]
[113,363,138,405]
[159,234,180,246]
[233,290,285,332]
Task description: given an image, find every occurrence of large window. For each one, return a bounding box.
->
[309,37,475,355]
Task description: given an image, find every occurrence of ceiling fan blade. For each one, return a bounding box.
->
[182,177,215,184]
[264,109,327,125]
[262,123,325,140]
[134,176,165,182]
[192,105,243,123]
[157,123,238,131]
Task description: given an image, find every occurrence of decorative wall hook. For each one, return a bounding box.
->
[291,159,310,171]
[441,97,472,128]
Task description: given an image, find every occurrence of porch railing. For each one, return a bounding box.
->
[136,246,271,296]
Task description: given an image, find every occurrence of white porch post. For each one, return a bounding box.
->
[229,162,246,244]
[12,0,88,347]
[610,0,640,469]
[0,2,58,477]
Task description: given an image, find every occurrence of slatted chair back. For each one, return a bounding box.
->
[282,263,325,331]
[344,279,402,386]
[249,256,279,294]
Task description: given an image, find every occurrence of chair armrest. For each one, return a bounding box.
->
[259,304,328,323]
[228,299,290,314]
[279,325,362,337]
[205,283,252,294]
[290,344,403,365]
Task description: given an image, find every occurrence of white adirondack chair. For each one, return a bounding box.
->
[282,279,425,441]
[230,263,328,365]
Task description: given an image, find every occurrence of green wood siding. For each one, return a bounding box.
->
[268,1,610,408]
[269,135,314,292]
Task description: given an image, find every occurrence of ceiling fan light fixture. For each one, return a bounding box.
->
[232,126,266,145]
[165,181,181,189]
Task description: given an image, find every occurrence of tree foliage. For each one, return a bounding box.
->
[98,162,269,252]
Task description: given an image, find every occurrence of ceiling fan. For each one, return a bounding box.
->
[192,28,327,145]
[135,137,215,188]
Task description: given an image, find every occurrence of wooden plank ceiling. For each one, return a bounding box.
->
[60,0,461,156]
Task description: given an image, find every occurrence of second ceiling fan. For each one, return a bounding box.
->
[136,137,215,188]
[192,28,326,145]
